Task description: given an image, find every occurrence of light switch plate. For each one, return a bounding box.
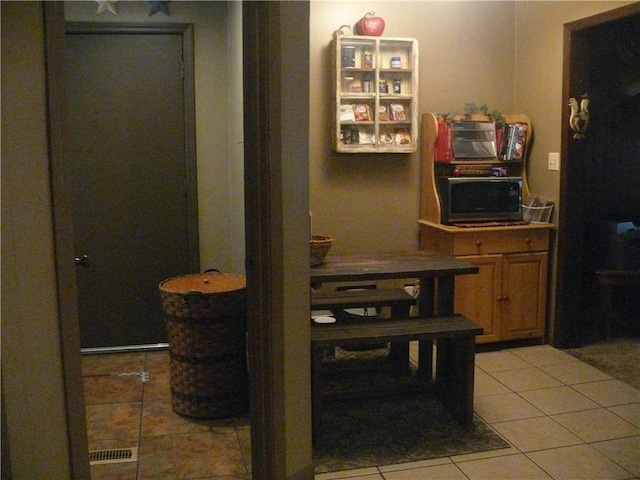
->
[548,152,560,171]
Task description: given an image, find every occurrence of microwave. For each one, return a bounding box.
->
[437,176,523,224]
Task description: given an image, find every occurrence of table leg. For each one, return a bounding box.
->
[435,335,476,430]
[418,276,436,315]
[417,277,435,380]
[389,303,412,371]
[436,276,455,315]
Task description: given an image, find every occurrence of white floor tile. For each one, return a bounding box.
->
[378,457,451,473]
[526,444,634,480]
[315,467,381,479]
[474,393,545,423]
[540,360,613,385]
[518,386,599,415]
[572,379,640,407]
[509,345,580,367]
[474,370,511,397]
[491,416,583,452]
[449,446,519,463]
[551,408,640,443]
[592,435,640,477]
[456,453,552,480]
[382,463,467,480]
[489,367,564,392]
[608,402,640,427]
[475,350,533,372]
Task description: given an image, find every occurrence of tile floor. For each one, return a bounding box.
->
[83,344,640,479]
[83,350,251,479]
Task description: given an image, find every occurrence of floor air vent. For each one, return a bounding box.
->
[89,447,138,465]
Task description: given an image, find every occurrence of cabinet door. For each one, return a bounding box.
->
[501,252,548,340]
[454,255,502,343]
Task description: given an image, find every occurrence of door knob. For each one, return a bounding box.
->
[75,255,90,268]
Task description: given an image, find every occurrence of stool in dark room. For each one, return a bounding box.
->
[595,268,640,341]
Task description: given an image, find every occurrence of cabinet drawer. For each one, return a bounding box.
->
[452,228,549,255]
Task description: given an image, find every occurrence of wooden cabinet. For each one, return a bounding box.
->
[421,221,551,343]
[454,251,548,343]
[331,35,418,153]
[419,111,553,343]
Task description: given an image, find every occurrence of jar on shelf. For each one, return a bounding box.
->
[342,46,356,67]
[390,56,401,68]
[363,50,373,69]
[393,78,401,94]
[363,73,372,93]
[379,77,388,93]
[342,75,355,92]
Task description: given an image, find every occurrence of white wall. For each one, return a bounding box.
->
[309,1,518,254]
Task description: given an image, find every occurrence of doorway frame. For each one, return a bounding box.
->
[555,2,640,348]
[45,1,314,478]
[43,4,91,477]
[43,7,201,477]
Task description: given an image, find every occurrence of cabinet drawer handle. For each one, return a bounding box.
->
[496,295,509,302]
[525,238,532,244]
[475,240,482,247]
[496,296,503,302]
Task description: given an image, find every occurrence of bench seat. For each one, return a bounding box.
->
[312,314,482,346]
[312,286,418,354]
[311,287,416,312]
[311,314,483,440]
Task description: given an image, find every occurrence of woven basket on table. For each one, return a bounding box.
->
[159,272,248,418]
[310,235,333,266]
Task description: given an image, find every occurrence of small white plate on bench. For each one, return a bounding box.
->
[313,315,336,324]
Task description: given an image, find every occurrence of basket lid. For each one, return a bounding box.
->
[159,273,246,294]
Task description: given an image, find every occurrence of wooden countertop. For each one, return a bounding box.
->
[419,219,556,233]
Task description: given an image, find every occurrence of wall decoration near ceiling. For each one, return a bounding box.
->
[95,0,117,15]
[148,1,171,17]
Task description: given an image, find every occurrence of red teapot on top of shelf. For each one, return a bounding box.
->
[356,12,385,36]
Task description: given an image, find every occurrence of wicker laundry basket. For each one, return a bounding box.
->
[159,272,248,418]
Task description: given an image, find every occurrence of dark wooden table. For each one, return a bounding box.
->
[310,249,479,320]
[310,251,481,434]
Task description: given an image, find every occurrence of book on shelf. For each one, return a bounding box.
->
[339,104,355,122]
[511,123,527,161]
[432,118,528,162]
[390,103,407,121]
[353,103,371,121]
[498,122,528,161]
[435,120,453,162]
[495,125,504,156]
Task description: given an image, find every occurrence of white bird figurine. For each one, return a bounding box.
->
[569,94,590,139]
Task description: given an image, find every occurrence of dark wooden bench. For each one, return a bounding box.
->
[311,287,416,316]
[312,286,417,358]
[311,314,483,440]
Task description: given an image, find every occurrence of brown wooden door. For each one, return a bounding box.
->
[66,27,198,349]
